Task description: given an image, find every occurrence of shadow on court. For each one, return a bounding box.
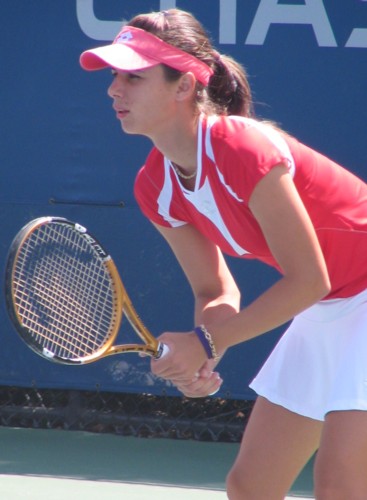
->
[0,427,314,498]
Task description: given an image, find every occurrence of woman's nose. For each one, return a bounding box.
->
[107,76,123,98]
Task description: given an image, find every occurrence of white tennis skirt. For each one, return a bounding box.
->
[249,288,367,421]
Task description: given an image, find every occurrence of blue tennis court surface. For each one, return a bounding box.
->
[0,427,314,499]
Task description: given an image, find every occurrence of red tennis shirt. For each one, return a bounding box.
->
[134,115,367,299]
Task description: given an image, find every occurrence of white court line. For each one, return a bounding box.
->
[0,475,314,500]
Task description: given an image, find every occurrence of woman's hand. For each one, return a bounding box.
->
[151,330,209,382]
[172,359,223,397]
[151,332,221,388]
[151,332,223,396]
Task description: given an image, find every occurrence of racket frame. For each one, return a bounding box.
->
[5,216,164,364]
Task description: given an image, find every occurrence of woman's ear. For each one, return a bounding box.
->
[175,72,197,102]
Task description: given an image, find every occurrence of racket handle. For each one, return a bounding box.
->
[155,342,169,359]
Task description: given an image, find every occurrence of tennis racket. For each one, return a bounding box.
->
[5,216,168,365]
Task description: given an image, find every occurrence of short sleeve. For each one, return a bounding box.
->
[209,116,295,203]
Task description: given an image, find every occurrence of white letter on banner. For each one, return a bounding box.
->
[160,0,177,9]
[246,0,337,47]
[219,0,237,44]
[346,28,367,48]
[76,0,177,41]
[76,0,123,40]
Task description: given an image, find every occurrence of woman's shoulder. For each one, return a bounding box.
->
[134,146,165,195]
[144,146,164,168]
[207,114,286,143]
[205,114,254,140]
[205,114,289,166]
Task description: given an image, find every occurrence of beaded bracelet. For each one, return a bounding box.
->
[194,324,221,362]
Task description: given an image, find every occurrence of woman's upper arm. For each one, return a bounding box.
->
[249,164,330,291]
[152,222,240,301]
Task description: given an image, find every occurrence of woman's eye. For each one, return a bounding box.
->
[109,70,141,81]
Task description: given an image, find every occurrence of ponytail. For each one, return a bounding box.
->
[207,53,253,117]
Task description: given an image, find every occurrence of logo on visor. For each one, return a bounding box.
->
[115,31,133,44]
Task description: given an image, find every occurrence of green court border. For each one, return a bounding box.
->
[0,427,314,497]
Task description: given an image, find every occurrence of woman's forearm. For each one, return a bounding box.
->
[209,274,330,353]
[194,291,241,327]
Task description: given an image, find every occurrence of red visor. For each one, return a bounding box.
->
[80,26,214,86]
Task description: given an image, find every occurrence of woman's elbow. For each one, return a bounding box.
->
[308,270,331,302]
[288,265,331,305]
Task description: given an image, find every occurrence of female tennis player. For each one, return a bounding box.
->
[80,9,367,499]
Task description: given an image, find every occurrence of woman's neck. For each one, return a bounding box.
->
[152,113,200,175]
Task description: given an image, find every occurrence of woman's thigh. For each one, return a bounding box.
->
[314,410,367,499]
[227,396,322,499]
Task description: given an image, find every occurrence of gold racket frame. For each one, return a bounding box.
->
[7,217,164,365]
[102,257,161,359]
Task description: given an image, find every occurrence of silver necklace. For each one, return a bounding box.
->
[172,162,197,180]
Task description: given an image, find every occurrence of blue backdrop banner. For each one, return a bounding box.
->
[1,0,366,399]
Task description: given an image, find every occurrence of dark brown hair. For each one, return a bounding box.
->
[128,9,253,117]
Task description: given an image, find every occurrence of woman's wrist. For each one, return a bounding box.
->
[194,324,221,362]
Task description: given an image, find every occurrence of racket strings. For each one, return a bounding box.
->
[12,223,119,360]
